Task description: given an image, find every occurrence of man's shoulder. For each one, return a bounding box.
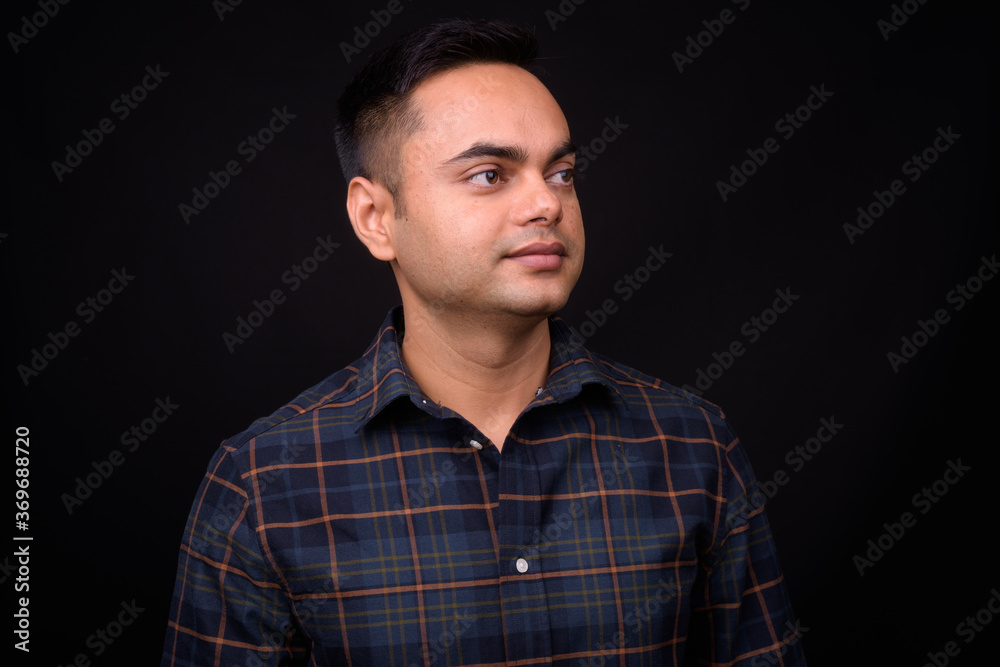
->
[550,314,727,427]
[584,347,731,429]
[208,307,409,473]
[217,358,366,462]
[576,349,743,459]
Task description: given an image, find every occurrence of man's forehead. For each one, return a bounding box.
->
[414,62,545,103]
[408,63,570,153]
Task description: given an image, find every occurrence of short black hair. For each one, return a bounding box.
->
[334,18,540,206]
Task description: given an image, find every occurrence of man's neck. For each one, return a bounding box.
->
[399,306,552,452]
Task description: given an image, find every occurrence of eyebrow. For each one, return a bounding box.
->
[444,139,577,167]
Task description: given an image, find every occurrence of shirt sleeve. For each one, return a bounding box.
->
[161,444,310,666]
[685,426,807,666]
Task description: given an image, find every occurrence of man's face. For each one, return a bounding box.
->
[386,63,584,323]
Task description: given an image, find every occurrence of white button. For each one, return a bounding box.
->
[470,440,483,450]
[515,558,529,573]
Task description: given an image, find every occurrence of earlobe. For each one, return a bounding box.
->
[346,176,397,262]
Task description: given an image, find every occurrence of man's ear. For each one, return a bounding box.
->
[346,176,397,261]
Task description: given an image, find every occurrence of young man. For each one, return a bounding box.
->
[163,19,806,666]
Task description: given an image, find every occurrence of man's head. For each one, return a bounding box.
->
[337,19,584,326]
[334,19,540,209]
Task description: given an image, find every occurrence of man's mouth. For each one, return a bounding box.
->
[505,242,566,270]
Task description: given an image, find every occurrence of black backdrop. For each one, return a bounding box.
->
[3,0,999,664]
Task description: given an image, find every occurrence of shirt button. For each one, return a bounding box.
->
[515,558,529,573]
[469,439,483,450]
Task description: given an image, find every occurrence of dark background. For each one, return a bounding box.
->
[3,0,998,664]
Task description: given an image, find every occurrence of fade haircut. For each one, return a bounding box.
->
[334,18,540,212]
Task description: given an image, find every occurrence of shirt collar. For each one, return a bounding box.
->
[352,305,628,431]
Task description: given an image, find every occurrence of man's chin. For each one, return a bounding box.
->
[499,292,571,321]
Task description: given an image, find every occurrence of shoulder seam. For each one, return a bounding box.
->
[590,353,727,420]
[224,367,362,453]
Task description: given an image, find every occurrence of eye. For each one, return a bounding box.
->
[468,169,501,186]
[549,168,574,184]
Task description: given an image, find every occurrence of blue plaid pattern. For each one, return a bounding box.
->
[163,306,806,666]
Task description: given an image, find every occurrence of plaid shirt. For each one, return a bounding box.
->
[163,306,806,666]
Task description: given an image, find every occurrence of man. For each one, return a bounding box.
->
[163,18,806,666]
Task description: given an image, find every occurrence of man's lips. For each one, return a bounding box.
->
[505,242,566,269]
